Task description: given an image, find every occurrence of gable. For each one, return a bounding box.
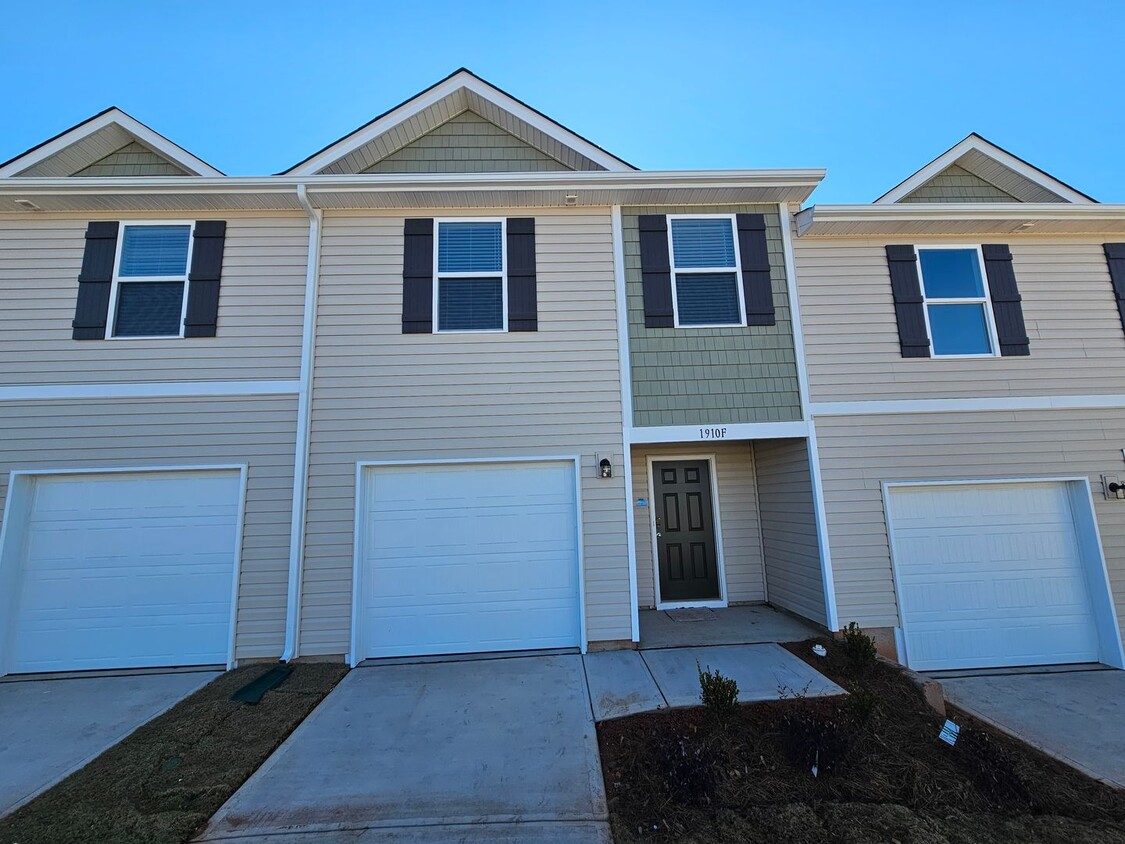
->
[71,140,192,177]
[877,134,1093,204]
[356,111,571,174]
[289,68,632,175]
[900,164,1017,203]
[1,108,222,178]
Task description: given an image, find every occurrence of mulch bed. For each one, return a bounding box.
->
[599,635,1125,843]
[0,662,347,844]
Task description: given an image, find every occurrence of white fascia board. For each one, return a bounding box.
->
[875,136,1092,205]
[0,108,223,178]
[0,380,300,402]
[796,203,1125,236]
[630,421,809,443]
[286,71,634,175]
[0,169,827,208]
[811,394,1125,416]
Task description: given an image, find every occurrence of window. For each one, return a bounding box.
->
[109,223,192,338]
[669,216,744,327]
[917,247,998,356]
[436,220,505,332]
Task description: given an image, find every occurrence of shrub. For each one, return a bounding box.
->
[698,663,739,713]
[845,683,881,725]
[839,622,878,676]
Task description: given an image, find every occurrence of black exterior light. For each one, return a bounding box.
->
[599,458,613,479]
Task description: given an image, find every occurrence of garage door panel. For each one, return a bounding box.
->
[6,471,239,674]
[360,461,581,659]
[890,482,1102,670]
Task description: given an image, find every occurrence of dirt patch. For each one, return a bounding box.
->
[0,663,347,844]
[599,637,1125,843]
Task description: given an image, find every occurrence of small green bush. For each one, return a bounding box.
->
[698,663,739,712]
[840,621,878,675]
[846,683,881,724]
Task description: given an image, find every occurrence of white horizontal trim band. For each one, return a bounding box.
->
[0,380,301,401]
[811,394,1125,416]
[629,420,809,443]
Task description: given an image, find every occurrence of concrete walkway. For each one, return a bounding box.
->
[198,655,610,843]
[0,670,218,817]
[942,668,1125,788]
[198,644,841,842]
[584,643,844,720]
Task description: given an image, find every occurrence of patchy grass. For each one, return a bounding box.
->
[0,663,347,844]
[599,637,1125,843]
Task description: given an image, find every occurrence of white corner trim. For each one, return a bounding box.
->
[875,135,1092,205]
[281,185,321,662]
[0,108,223,178]
[812,394,1125,417]
[286,70,633,175]
[777,201,839,631]
[0,380,301,402]
[630,421,809,444]
[612,205,641,643]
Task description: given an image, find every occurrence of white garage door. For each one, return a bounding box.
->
[888,482,1101,671]
[359,461,581,659]
[4,470,240,674]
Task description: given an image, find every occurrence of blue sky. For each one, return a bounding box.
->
[2,1,1121,202]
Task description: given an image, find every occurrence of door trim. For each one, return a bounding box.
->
[882,476,1125,671]
[348,455,587,667]
[647,454,728,610]
[0,464,247,678]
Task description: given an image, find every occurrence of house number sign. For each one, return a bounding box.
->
[699,427,728,439]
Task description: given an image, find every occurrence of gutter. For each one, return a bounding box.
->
[797,203,1125,236]
[282,184,322,662]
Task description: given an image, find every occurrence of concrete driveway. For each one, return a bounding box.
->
[197,654,610,843]
[0,670,219,817]
[942,668,1125,788]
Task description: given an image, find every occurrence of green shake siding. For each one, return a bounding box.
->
[625,205,802,427]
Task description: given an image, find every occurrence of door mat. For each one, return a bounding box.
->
[664,608,715,623]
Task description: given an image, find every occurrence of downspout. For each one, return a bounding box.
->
[282,184,322,661]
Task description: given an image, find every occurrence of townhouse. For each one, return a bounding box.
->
[0,70,1121,677]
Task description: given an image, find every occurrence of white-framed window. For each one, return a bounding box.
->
[107,222,193,339]
[434,219,507,333]
[917,246,1000,357]
[668,214,745,328]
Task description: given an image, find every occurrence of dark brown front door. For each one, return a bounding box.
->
[653,460,721,602]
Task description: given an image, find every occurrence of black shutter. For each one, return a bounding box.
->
[982,244,1030,356]
[885,245,931,358]
[72,221,119,340]
[402,218,434,334]
[736,213,775,326]
[638,214,673,328]
[506,218,537,331]
[183,220,227,338]
[1104,244,1125,336]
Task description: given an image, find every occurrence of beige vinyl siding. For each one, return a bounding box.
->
[753,438,826,625]
[362,111,571,174]
[900,165,1017,203]
[795,237,1125,402]
[632,441,765,608]
[814,409,1125,649]
[0,394,297,659]
[0,214,308,385]
[300,209,629,655]
[625,205,803,427]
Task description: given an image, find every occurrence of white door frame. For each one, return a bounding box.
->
[0,464,248,677]
[647,453,729,610]
[348,455,587,666]
[882,476,1125,670]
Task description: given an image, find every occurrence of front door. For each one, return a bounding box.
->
[652,460,721,603]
